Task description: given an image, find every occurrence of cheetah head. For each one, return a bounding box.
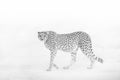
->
[38,31,48,41]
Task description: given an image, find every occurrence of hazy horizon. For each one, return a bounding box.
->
[0,0,120,80]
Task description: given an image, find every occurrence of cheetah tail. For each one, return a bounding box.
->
[94,57,104,63]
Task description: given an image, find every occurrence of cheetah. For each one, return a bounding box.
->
[38,31,103,71]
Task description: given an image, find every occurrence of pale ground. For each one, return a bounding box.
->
[0,0,120,79]
[0,25,120,80]
[0,45,120,80]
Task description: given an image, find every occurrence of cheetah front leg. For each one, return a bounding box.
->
[46,50,59,71]
[63,52,77,70]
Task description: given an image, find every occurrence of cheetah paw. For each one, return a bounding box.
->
[46,68,52,71]
[63,66,70,70]
[87,66,93,69]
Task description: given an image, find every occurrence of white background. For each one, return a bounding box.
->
[0,0,120,80]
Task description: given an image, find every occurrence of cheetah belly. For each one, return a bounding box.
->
[56,41,78,52]
[55,34,79,52]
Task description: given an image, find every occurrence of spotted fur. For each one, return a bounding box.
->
[38,31,103,71]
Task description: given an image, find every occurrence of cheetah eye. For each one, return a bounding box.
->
[44,35,46,37]
[38,35,41,37]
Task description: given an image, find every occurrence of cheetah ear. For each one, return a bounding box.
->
[42,32,48,35]
[38,31,49,35]
[38,32,40,34]
[38,31,47,34]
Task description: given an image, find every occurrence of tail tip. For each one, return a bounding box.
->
[100,58,104,63]
[98,58,104,63]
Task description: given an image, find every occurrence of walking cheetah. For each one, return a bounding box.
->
[38,31,103,71]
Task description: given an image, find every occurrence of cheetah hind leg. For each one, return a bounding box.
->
[63,52,76,70]
[80,43,96,69]
[87,57,95,69]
